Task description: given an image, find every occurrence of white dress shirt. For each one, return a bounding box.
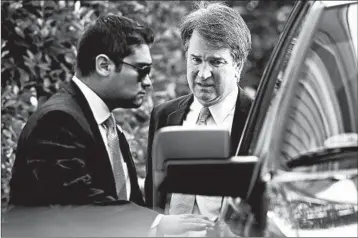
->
[72,76,131,200]
[182,87,238,221]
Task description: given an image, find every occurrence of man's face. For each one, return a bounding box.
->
[186,30,239,106]
[104,44,152,109]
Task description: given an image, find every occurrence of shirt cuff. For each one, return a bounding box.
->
[148,214,164,237]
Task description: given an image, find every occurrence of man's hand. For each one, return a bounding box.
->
[158,214,215,235]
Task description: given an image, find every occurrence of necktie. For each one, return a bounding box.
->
[103,114,127,200]
[169,107,211,214]
[196,107,211,125]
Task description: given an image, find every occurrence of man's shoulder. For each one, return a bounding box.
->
[237,87,254,113]
[23,89,87,133]
[36,85,86,118]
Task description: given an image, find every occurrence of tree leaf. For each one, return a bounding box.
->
[2,129,11,139]
[9,2,23,10]
[74,1,81,13]
[26,50,35,60]
[2,50,10,58]
[14,26,25,38]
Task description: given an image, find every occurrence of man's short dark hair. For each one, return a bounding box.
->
[76,15,154,77]
[180,2,251,63]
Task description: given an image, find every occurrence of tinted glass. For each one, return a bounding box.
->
[268,3,358,237]
[280,4,358,166]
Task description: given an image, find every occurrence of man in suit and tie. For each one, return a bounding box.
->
[145,2,253,235]
[9,14,214,235]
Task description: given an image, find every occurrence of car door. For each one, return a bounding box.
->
[221,0,357,237]
[219,1,314,236]
[262,1,358,236]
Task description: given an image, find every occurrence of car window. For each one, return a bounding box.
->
[264,3,358,236]
[247,5,309,168]
[279,3,358,169]
[253,2,357,174]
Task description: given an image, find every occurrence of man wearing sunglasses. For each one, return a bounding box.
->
[9,15,213,236]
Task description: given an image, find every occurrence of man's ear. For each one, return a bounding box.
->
[95,54,113,76]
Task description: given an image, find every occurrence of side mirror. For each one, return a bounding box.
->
[152,126,258,207]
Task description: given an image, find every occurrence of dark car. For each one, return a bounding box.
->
[152,0,357,236]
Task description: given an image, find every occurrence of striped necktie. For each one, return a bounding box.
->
[103,114,127,200]
[169,107,211,214]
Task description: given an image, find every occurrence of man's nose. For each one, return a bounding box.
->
[197,63,212,79]
[141,74,152,88]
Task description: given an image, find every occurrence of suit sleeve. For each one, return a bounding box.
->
[10,110,116,205]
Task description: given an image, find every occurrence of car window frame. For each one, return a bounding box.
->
[236,0,310,156]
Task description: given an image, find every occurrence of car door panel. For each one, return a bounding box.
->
[222,1,357,237]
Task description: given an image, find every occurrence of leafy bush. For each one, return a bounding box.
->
[1,0,293,209]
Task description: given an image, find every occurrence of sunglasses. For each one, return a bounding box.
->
[121,61,151,78]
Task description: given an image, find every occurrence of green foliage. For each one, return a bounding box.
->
[1,0,293,208]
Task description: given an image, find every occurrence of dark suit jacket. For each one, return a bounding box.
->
[10,80,144,206]
[144,87,253,208]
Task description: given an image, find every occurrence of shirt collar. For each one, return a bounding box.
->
[192,87,238,124]
[72,76,110,125]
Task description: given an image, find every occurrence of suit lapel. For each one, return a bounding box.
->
[62,81,117,195]
[230,87,252,155]
[116,129,144,205]
[63,81,110,160]
[230,89,241,155]
[166,94,193,126]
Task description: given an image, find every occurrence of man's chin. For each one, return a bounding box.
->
[195,94,220,106]
[133,97,144,107]
[131,103,142,109]
[131,97,145,108]
[113,99,143,109]
[122,102,142,109]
